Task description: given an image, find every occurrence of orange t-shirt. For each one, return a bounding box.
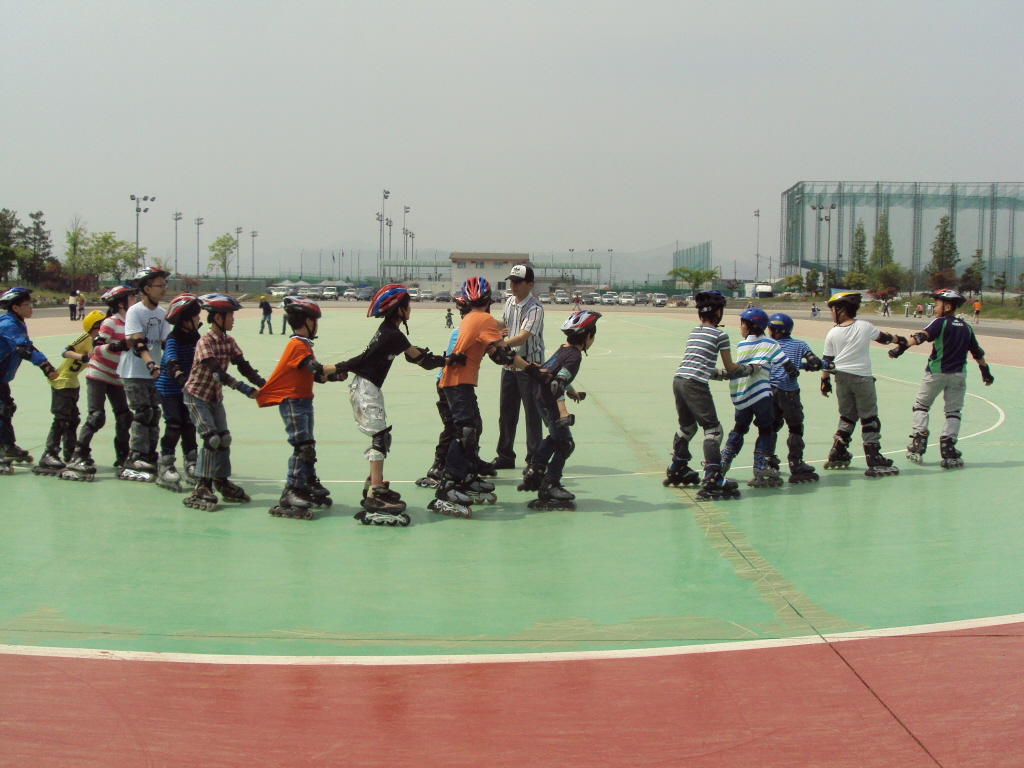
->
[256,337,315,407]
[438,311,504,388]
[973,301,981,312]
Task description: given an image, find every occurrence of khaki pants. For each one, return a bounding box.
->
[911,371,967,440]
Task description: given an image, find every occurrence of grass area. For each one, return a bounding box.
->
[971,303,1024,320]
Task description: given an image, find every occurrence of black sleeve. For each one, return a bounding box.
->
[231,354,265,386]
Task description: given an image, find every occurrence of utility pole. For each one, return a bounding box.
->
[250,231,258,278]
[235,227,243,283]
[754,209,761,283]
[195,217,204,277]
[172,211,183,276]
[130,194,155,268]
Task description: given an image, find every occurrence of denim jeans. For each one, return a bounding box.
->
[725,395,776,458]
[159,391,198,458]
[279,397,315,488]
[260,314,273,333]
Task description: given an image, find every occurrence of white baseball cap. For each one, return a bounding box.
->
[507,264,534,282]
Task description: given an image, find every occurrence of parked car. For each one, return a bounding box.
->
[670,295,688,306]
[343,289,357,299]
[582,293,600,305]
[618,293,636,306]
[436,290,452,302]
[635,292,649,305]
[539,292,552,304]
[601,292,618,305]
[355,287,374,300]
[493,289,506,302]
[322,287,339,301]
[269,288,288,298]
[419,289,434,301]
[407,288,420,302]
[554,291,570,304]
[652,293,668,307]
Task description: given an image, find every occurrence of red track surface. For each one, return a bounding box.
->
[2,623,1022,767]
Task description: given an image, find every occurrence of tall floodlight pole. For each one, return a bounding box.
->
[588,249,594,284]
[172,211,183,276]
[379,189,390,282]
[386,218,393,264]
[195,217,204,277]
[754,209,761,283]
[250,231,258,278]
[235,227,243,282]
[403,206,410,259]
[810,204,837,292]
[130,194,155,268]
[608,249,613,288]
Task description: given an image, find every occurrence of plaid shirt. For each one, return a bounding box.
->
[184,330,243,402]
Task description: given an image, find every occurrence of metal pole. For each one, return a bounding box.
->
[250,231,258,278]
[195,217,203,277]
[754,209,760,283]
[235,227,242,284]
[173,211,182,276]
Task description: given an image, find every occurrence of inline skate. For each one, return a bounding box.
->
[694,463,741,501]
[32,451,66,477]
[663,455,700,487]
[863,443,899,477]
[60,451,96,482]
[184,450,198,485]
[213,478,250,502]
[462,474,496,504]
[356,483,411,526]
[183,480,218,511]
[823,435,853,469]
[518,463,545,492]
[0,457,12,476]
[719,447,737,475]
[747,452,784,488]
[788,458,819,484]
[428,475,474,518]
[269,486,314,520]
[528,475,576,511]
[906,431,929,464]
[155,455,183,492]
[117,453,156,482]
[361,476,402,506]
[476,460,498,477]
[939,436,964,469]
[0,444,33,465]
[307,473,332,507]
[415,459,444,489]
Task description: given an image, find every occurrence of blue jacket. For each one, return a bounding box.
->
[0,311,48,384]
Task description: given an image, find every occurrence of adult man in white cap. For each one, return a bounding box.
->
[492,263,544,470]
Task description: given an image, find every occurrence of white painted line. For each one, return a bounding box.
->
[1,613,1021,667]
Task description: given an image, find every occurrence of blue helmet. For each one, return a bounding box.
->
[768,312,794,335]
[367,284,409,318]
[0,286,32,310]
[739,306,770,331]
[694,290,727,315]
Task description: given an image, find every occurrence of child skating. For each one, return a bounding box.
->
[63,285,137,481]
[33,309,105,476]
[445,307,454,329]
[663,290,760,501]
[765,313,823,483]
[256,297,347,519]
[0,287,59,474]
[153,293,203,492]
[517,310,601,510]
[887,289,993,468]
[334,284,466,524]
[181,294,266,511]
[717,307,799,489]
[819,292,900,477]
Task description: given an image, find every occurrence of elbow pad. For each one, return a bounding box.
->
[911,331,929,346]
[489,345,516,366]
[820,356,836,372]
[212,369,238,389]
[130,337,149,357]
[15,345,34,361]
[802,351,822,372]
[300,355,324,378]
[107,338,128,353]
[971,345,986,360]
[875,331,894,345]
[408,348,445,371]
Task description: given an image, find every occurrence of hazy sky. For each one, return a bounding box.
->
[3,0,1022,280]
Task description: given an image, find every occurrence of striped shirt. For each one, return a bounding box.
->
[674,325,731,382]
[501,293,545,367]
[729,334,790,407]
[769,336,812,392]
[86,314,126,387]
[155,332,198,397]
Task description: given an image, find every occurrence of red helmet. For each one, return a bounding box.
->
[133,266,170,288]
[165,293,202,325]
[452,291,470,315]
[368,284,409,318]
[561,310,602,334]
[283,295,322,320]
[100,284,137,308]
[932,288,965,309]
[199,293,242,314]
[462,276,492,306]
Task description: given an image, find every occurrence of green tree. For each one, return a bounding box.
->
[805,268,820,296]
[872,263,910,295]
[14,210,56,284]
[780,273,804,292]
[958,248,985,297]
[64,216,90,290]
[869,213,894,269]
[992,271,1007,305]
[208,233,238,291]
[667,266,719,296]
[843,270,869,290]
[927,214,960,275]
[0,209,21,280]
[84,231,138,283]
[850,219,868,272]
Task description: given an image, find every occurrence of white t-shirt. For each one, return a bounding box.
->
[117,302,170,379]
[823,319,880,377]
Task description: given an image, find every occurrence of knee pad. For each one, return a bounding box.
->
[675,424,698,444]
[458,425,479,454]
[135,403,156,428]
[788,422,804,437]
[217,431,232,450]
[202,432,222,451]
[293,439,317,465]
[86,408,106,432]
[913,405,930,413]
[944,412,961,421]
[371,427,392,458]
[553,438,575,460]
[860,416,880,434]
[732,420,751,436]
[0,399,14,420]
[163,419,182,441]
[703,423,724,446]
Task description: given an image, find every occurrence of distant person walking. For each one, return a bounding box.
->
[76,291,87,320]
[915,303,924,319]
[258,295,273,334]
[68,291,78,321]
[492,264,544,470]
[881,299,890,317]
[972,299,981,324]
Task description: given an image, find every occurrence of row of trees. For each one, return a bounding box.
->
[2,207,241,293]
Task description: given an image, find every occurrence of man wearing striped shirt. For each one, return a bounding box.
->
[493,264,544,470]
[719,307,797,482]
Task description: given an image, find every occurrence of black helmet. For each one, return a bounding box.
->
[695,290,727,317]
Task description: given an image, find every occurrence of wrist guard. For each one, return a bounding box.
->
[146,360,159,374]
[445,352,467,366]
[912,331,929,346]
[234,381,256,397]
[979,363,994,385]
[820,356,836,372]
[875,331,894,345]
[708,368,727,381]
[408,348,446,370]
[40,361,56,377]
[820,376,833,396]
[523,362,553,385]
[783,360,799,380]
[802,351,822,372]
[729,363,759,379]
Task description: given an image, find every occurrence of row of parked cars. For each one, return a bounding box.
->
[536,291,690,307]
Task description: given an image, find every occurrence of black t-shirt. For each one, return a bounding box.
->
[535,345,583,404]
[259,300,272,315]
[342,320,410,389]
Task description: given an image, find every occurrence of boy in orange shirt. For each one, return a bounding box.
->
[256,297,345,519]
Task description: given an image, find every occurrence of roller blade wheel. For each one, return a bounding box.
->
[822,459,851,470]
[747,475,785,488]
[118,468,154,482]
[940,458,965,469]
[357,509,412,527]
[663,469,701,487]
[415,476,441,489]
[59,469,94,482]
[427,498,473,518]
[906,451,925,464]
[270,505,314,520]
[0,461,13,476]
[788,471,819,484]
[183,494,217,511]
[527,498,577,511]
[32,466,64,477]
[864,466,900,478]
[694,488,741,501]
[465,491,497,505]
[156,477,183,493]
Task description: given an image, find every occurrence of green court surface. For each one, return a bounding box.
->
[1,308,1020,657]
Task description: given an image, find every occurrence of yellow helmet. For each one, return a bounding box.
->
[826,291,862,312]
[260,295,267,300]
[83,309,106,332]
